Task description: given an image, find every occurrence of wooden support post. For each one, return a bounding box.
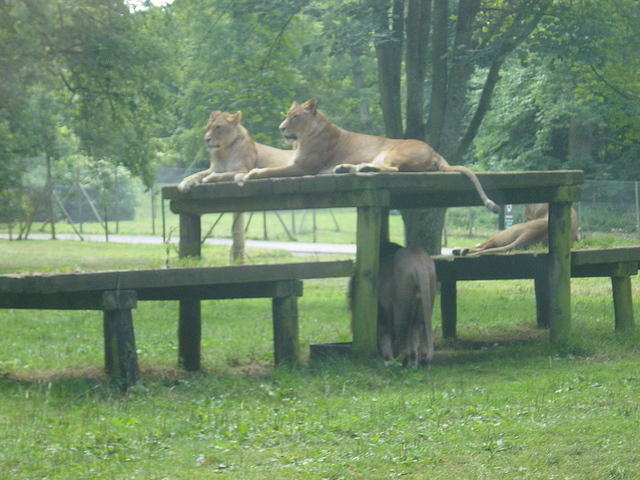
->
[178,299,201,371]
[178,212,202,370]
[611,275,635,332]
[272,296,299,366]
[380,208,390,243]
[179,213,201,258]
[534,276,550,329]
[440,281,457,339]
[102,290,138,389]
[352,205,382,358]
[547,202,572,346]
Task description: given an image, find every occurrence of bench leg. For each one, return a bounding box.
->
[611,276,635,332]
[441,281,457,339]
[179,213,201,258]
[102,290,139,389]
[548,202,572,346]
[534,276,550,329]
[179,299,201,371]
[272,296,299,366]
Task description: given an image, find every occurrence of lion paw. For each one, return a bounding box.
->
[356,164,380,173]
[177,179,198,192]
[333,164,356,174]
[234,173,247,186]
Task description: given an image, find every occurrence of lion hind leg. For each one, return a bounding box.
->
[356,163,399,173]
[466,231,542,256]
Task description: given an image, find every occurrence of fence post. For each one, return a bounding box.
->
[635,181,639,231]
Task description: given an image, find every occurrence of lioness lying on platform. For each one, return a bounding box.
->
[452,203,579,256]
[349,242,437,366]
[235,98,499,213]
[177,110,294,192]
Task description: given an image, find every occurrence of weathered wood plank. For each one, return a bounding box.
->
[571,247,640,265]
[170,191,390,214]
[434,253,546,281]
[0,261,353,295]
[162,170,585,202]
[0,292,105,310]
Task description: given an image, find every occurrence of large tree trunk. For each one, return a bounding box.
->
[440,0,481,162]
[568,115,593,166]
[350,48,373,132]
[373,0,404,138]
[402,0,448,254]
[404,0,430,140]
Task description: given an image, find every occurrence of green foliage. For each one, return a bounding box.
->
[474,0,640,179]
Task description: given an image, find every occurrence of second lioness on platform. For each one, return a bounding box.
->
[236,98,499,213]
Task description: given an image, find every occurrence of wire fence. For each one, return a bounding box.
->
[2,162,640,244]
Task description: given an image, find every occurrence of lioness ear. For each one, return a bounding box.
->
[289,101,299,110]
[303,98,318,114]
[227,111,242,124]
[209,110,222,120]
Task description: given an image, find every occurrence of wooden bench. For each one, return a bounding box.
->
[434,247,640,339]
[0,260,354,388]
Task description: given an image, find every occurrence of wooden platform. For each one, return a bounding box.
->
[0,260,354,388]
[434,247,640,338]
[164,170,584,355]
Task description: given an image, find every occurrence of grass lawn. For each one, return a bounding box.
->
[1,240,639,479]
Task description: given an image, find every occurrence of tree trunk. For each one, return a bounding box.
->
[45,154,56,240]
[568,115,593,166]
[404,0,430,140]
[440,0,480,161]
[350,49,373,132]
[424,0,448,149]
[401,208,446,255]
[373,0,404,138]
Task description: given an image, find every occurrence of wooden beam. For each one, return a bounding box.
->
[0,261,353,295]
[102,290,139,389]
[547,202,573,346]
[441,281,457,339]
[179,213,201,258]
[352,205,382,359]
[272,295,300,366]
[178,299,200,371]
[611,276,635,332]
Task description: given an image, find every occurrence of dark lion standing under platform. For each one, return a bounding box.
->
[350,242,437,366]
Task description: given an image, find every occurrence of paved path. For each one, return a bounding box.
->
[0,232,452,255]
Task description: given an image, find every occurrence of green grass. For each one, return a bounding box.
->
[1,241,639,479]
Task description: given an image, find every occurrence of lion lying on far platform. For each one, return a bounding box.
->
[236,98,499,213]
[178,110,294,192]
[452,203,579,256]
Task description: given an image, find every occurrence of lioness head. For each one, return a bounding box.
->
[204,110,242,151]
[278,98,319,143]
